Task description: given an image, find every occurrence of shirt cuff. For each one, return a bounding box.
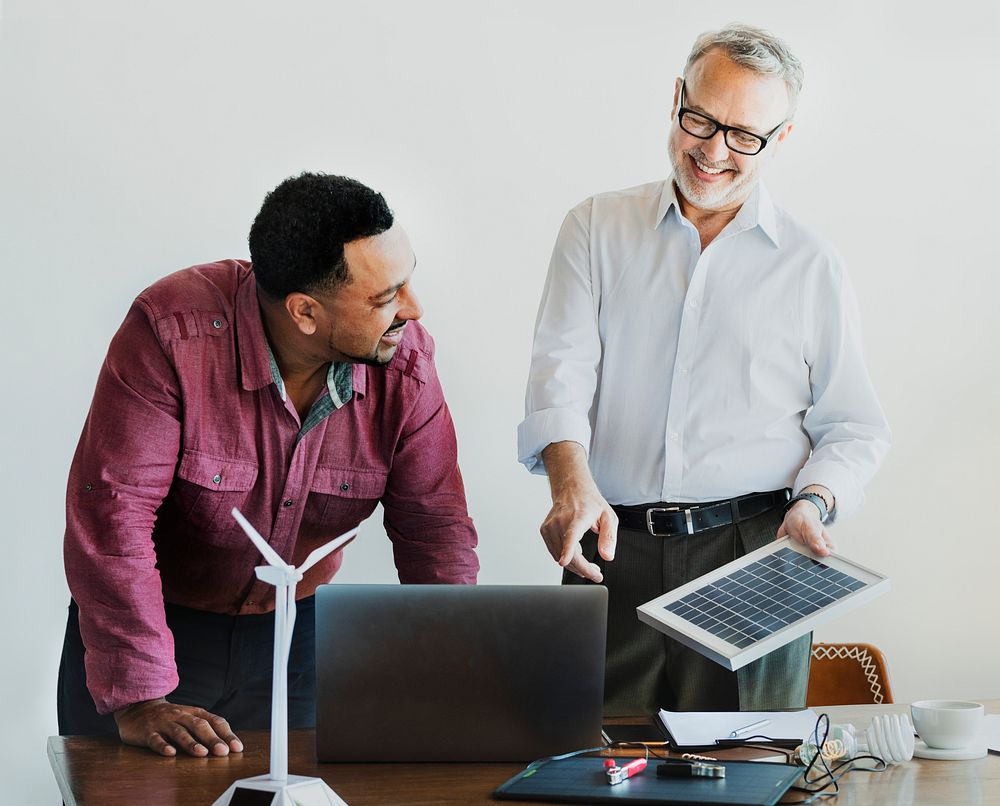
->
[87,654,179,715]
[517,408,592,475]
[793,462,864,524]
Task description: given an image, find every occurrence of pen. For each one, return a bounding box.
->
[728,718,771,738]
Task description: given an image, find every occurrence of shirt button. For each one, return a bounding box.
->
[212,319,223,329]
[84,483,93,491]
[340,483,350,491]
[212,474,222,484]
[669,432,679,442]
[688,299,699,309]
[283,499,293,507]
[247,600,255,606]
[676,365,688,375]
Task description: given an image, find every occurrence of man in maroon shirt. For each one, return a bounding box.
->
[59,173,479,757]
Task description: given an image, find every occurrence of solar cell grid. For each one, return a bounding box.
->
[665,544,867,648]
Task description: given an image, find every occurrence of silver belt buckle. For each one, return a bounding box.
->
[646,506,695,536]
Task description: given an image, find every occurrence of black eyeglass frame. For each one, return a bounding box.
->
[676,80,786,156]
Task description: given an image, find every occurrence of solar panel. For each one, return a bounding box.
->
[636,537,890,671]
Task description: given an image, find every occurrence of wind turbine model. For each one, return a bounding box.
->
[211,508,358,806]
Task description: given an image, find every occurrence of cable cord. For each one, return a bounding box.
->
[783,713,888,804]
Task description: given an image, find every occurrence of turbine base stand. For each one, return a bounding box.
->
[212,774,348,806]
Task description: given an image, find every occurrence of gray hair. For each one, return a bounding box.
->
[684,23,804,116]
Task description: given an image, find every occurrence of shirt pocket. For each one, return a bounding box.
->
[309,465,387,527]
[174,450,259,543]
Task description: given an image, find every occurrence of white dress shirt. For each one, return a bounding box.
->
[518,179,890,521]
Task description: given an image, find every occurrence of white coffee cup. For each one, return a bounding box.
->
[910,700,984,749]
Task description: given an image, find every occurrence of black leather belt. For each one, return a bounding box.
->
[612,489,791,537]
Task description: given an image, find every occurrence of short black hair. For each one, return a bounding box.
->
[248,172,394,299]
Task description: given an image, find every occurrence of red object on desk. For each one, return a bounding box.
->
[606,757,648,785]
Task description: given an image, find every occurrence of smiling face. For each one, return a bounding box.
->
[668,49,793,213]
[311,222,423,366]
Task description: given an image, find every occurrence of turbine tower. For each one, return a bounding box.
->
[211,508,357,806]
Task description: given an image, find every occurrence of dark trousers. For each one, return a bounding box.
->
[57,597,317,736]
[565,507,810,716]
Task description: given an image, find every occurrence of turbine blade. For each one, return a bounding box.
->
[298,525,360,575]
[231,507,292,571]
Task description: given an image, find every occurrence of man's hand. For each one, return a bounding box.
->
[114,698,244,758]
[777,501,833,557]
[539,442,617,582]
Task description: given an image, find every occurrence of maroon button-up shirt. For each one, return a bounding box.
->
[65,261,479,715]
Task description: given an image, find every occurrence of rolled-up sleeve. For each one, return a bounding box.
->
[795,261,891,522]
[517,206,603,474]
[64,300,182,714]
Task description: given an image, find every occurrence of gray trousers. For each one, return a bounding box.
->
[565,506,810,716]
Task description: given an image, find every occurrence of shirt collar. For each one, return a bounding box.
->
[236,268,277,392]
[654,179,682,229]
[262,342,353,410]
[654,177,781,248]
[352,363,368,399]
[729,181,781,247]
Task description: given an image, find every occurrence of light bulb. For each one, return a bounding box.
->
[797,714,914,766]
[861,713,914,764]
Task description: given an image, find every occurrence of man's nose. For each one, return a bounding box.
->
[399,285,424,321]
[701,129,731,163]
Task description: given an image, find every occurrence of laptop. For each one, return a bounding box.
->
[314,584,607,762]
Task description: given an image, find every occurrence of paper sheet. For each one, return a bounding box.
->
[658,708,820,747]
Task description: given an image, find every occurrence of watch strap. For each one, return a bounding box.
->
[785,492,828,523]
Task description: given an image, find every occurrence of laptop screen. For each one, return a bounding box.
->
[315,584,607,762]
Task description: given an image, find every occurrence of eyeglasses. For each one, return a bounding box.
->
[677,81,785,156]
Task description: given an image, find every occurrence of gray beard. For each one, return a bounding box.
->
[670,149,751,212]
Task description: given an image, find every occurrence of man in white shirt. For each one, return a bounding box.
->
[518,24,890,715]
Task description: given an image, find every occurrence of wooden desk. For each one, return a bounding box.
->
[49,702,1000,805]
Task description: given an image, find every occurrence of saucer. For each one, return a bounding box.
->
[913,739,987,760]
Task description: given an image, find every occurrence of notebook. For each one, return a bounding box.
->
[658,708,820,750]
[314,584,607,762]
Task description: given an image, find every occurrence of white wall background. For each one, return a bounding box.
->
[2,1,998,801]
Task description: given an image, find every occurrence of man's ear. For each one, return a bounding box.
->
[776,121,794,145]
[670,76,683,120]
[284,292,321,336]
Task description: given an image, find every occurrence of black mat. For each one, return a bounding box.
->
[494,756,801,805]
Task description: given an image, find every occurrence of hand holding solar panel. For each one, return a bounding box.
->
[778,496,834,557]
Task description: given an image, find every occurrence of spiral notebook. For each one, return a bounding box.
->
[658,708,819,750]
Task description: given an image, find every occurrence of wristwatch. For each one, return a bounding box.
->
[785,492,829,523]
